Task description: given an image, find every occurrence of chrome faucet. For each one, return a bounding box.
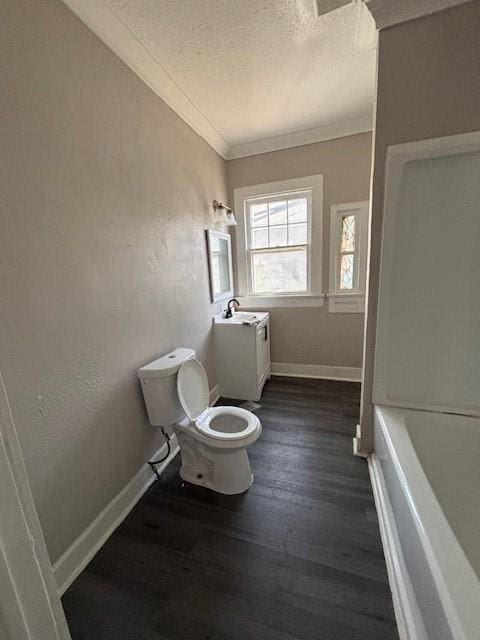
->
[225,298,240,319]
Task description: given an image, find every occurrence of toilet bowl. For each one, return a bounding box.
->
[138,349,262,495]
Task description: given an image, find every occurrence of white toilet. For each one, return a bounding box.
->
[138,348,262,495]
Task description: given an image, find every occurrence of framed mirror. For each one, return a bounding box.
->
[206,229,234,302]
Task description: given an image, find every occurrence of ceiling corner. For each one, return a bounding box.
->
[62,0,229,158]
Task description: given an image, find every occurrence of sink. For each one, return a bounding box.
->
[214,311,268,325]
[229,312,259,322]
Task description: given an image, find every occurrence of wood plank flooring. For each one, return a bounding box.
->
[62,377,399,640]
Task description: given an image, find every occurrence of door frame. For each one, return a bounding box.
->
[0,371,71,639]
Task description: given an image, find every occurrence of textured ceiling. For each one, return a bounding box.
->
[106,0,377,147]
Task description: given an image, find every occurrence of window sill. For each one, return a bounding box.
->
[327,293,365,313]
[237,294,325,309]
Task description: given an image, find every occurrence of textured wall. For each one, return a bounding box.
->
[360,1,480,450]
[0,0,227,562]
[226,133,372,368]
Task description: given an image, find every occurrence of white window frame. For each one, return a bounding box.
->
[234,175,324,308]
[328,201,369,313]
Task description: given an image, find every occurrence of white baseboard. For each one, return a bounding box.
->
[368,455,427,640]
[53,436,179,595]
[53,380,219,595]
[353,439,368,459]
[271,362,362,382]
[209,383,221,406]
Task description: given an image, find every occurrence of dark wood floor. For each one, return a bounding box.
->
[62,377,398,640]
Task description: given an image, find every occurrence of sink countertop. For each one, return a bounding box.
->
[214,311,269,325]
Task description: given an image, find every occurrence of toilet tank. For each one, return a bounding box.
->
[138,348,195,426]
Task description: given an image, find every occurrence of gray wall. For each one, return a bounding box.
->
[360,1,480,450]
[0,0,227,563]
[227,132,372,368]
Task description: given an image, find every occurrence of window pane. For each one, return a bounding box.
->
[269,225,287,247]
[288,197,307,223]
[250,202,268,227]
[268,200,287,226]
[252,248,307,293]
[341,215,355,252]
[251,227,268,248]
[288,223,307,245]
[339,253,354,290]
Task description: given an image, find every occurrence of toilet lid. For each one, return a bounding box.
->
[177,358,209,421]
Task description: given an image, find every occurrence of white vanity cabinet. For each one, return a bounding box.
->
[214,312,270,401]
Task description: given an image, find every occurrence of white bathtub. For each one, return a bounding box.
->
[371,405,480,640]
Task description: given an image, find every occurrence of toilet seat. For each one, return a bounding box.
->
[177,359,260,442]
[196,406,259,441]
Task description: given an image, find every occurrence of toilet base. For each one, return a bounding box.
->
[175,430,255,494]
[180,467,254,495]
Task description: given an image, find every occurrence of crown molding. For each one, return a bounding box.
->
[62,0,374,161]
[61,0,472,162]
[226,114,373,160]
[62,0,229,158]
[366,0,473,30]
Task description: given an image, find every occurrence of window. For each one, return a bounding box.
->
[234,175,323,307]
[329,201,369,313]
[339,214,357,290]
[247,194,310,294]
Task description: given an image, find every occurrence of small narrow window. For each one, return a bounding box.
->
[329,201,368,312]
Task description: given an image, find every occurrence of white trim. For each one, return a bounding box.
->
[271,362,361,382]
[61,0,229,158]
[234,175,323,300]
[366,0,472,30]
[227,115,373,159]
[209,384,221,406]
[0,372,71,639]
[368,454,426,640]
[238,294,325,308]
[353,424,368,458]
[386,130,480,158]
[327,293,365,313]
[54,437,179,595]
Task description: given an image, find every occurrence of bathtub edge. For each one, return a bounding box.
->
[368,453,427,640]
